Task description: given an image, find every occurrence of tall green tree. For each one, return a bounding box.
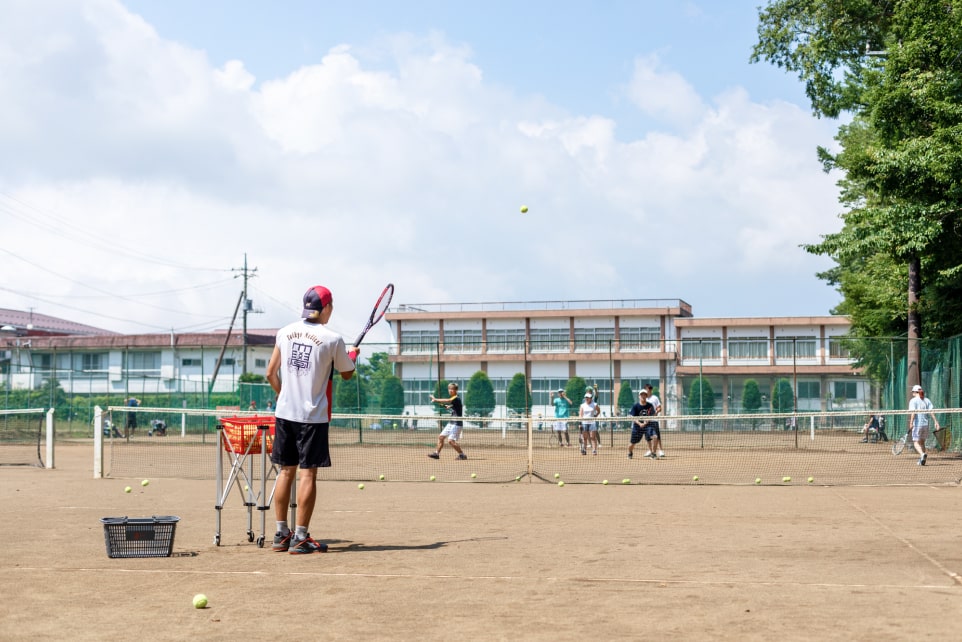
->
[617,382,636,415]
[505,373,530,415]
[564,376,587,402]
[753,0,962,391]
[379,375,405,415]
[687,377,715,415]
[742,379,762,413]
[465,371,495,417]
[770,378,795,414]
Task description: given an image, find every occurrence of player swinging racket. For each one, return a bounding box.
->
[428,382,467,460]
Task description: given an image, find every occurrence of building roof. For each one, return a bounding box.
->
[19,329,278,350]
[0,308,117,336]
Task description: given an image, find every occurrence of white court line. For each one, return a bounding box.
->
[8,566,961,591]
[833,488,962,586]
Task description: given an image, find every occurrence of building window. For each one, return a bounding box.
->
[181,358,202,367]
[681,339,722,360]
[529,328,569,353]
[74,352,109,379]
[775,337,817,359]
[797,381,821,399]
[254,358,267,368]
[486,328,526,353]
[827,338,851,359]
[400,330,439,355]
[833,381,858,401]
[124,351,161,377]
[728,337,769,360]
[620,327,660,351]
[443,329,482,354]
[574,327,615,352]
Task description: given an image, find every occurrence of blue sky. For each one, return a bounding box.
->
[0,1,843,342]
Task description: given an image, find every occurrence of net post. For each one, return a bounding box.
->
[93,406,103,478]
[45,408,55,469]
[527,414,533,480]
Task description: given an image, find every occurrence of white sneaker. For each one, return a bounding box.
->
[657,450,665,458]
[643,451,653,458]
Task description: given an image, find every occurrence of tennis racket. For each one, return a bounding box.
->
[892,432,908,456]
[353,283,394,347]
[893,427,947,455]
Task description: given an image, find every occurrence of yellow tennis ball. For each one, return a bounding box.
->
[141,479,149,487]
[358,483,365,490]
[554,473,560,479]
[782,476,792,483]
[558,481,565,487]
[471,473,477,479]
[622,478,630,485]
[378,474,385,481]
[244,485,249,491]
[520,205,528,213]
[515,476,521,482]
[807,476,814,483]
[429,475,436,481]
[602,479,609,485]
[192,594,207,609]
[124,486,132,493]
[692,475,699,481]
[755,478,762,485]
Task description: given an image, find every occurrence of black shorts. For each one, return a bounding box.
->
[270,417,331,468]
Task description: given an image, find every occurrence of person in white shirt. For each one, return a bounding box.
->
[908,384,940,466]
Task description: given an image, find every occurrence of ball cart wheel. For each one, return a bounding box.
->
[247,530,254,543]
[256,536,265,548]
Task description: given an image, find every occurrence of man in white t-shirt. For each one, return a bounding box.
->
[644,384,665,458]
[908,384,940,466]
[267,285,357,554]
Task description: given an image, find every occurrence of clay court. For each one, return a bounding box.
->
[2,443,962,641]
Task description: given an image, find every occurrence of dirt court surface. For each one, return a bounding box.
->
[2,444,962,641]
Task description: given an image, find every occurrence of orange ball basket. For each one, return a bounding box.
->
[219,416,276,455]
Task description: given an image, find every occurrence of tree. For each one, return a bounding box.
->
[753,0,962,392]
[617,381,636,415]
[770,378,795,414]
[505,373,530,415]
[742,379,762,413]
[564,376,587,402]
[687,377,715,415]
[333,375,364,413]
[238,372,266,384]
[465,371,495,417]
[379,375,405,415]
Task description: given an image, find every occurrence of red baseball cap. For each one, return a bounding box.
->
[302,285,333,318]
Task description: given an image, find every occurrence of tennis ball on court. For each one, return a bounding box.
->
[554,473,561,479]
[192,594,207,609]
[622,478,630,485]
[358,483,365,490]
[692,475,699,481]
[429,475,436,481]
[558,481,565,487]
[755,478,762,485]
[471,473,477,479]
[244,485,249,492]
[124,486,132,493]
[520,205,528,213]
[141,479,149,487]
[379,474,385,481]
[515,476,521,482]
[602,479,609,485]
[807,476,814,483]
[782,476,792,483]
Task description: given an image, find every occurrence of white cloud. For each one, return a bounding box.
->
[0,0,842,340]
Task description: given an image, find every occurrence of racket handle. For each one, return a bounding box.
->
[348,348,359,363]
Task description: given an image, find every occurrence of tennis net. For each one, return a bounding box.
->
[99,406,962,486]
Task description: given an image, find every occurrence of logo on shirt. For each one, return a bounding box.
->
[288,342,313,375]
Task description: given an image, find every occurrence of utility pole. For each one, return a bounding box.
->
[232,253,258,376]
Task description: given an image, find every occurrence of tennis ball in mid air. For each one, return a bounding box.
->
[429,475,436,481]
[782,476,792,483]
[124,486,132,493]
[192,594,208,609]
[141,479,149,487]
[520,205,528,213]
[558,481,565,487]
[358,483,365,490]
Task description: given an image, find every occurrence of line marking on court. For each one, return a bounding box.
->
[833,488,962,586]
[8,566,961,591]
